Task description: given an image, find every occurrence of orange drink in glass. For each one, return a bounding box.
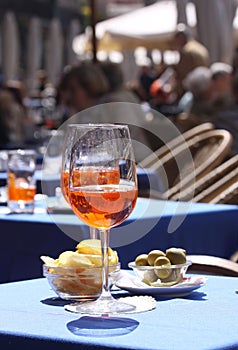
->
[7,150,36,213]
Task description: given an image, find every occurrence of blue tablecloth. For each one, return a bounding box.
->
[0,198,238,283]
[0,275,237,350]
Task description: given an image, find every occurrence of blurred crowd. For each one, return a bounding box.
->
[1,23,238,155]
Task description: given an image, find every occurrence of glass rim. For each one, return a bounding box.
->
[67,123,130,129]
[7,149,36,156]
[43,262,121,272]
[128,261,192,270]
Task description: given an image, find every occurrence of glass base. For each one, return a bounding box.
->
[8,200,34,214]
[65,295,136,315]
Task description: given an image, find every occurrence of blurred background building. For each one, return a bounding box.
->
[0,0,158,91]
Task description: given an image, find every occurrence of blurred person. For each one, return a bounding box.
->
[55,69,73,122]
[5,80,42,144]
[232,46,238,75]
[36,70,48,94]
[137,57,156,101]
[149,67,177,109]
[126,80,148,102]
[213,73,238,154]
[183,66,214,121]
[210,62,233,111]
[99,62,139,104]
[0,90,24,147]
[65,62,109,112]
[5,80,26,109]
[0,91,10,147]
[5,80,32,137]
[173,24,209,98]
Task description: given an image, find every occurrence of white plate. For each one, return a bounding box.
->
[115,275,206,297]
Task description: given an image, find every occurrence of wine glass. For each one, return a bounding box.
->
[61,124,98,239]
[67,124,138,314]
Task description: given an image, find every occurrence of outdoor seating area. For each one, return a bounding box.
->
[0,1,238,349]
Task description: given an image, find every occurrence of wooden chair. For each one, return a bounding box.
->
[172,155,238,202]
[160,129,233,199]
[187,255,238,277]
[139,122,214,170]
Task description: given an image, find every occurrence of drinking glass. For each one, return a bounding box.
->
[61,125,98,239]
[67,124,138,314]
[7,149,36,213]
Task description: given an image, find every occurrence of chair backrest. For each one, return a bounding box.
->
[192,165,238,203]
[160,129,233,199]
[139,122,214,169]
[187,255,238,277]
[172,155,238,202]
[209,181,238,205]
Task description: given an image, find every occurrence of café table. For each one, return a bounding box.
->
[0,198,238,283]
[0,274,237,350]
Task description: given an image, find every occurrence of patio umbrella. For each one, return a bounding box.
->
[73,1,196,54]
[45,18,63,86]
[26,17,42,92]
[2,12,20,81]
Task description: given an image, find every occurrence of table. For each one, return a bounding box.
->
[0,198,238,283]
[0,275,237,350]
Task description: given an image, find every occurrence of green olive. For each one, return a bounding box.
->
[166,248,186,265]
[135,254,149,266]
[147,250,165,266]
[154,256,171,279]
[142,270,158,285]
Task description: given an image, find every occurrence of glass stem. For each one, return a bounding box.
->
[89,226,98,239]
[99,229,112,299]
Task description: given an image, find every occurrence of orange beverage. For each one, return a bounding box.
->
[61,167,120,203]
[61,171,70,202]
[69,184,137,229]
[8,173,36,202]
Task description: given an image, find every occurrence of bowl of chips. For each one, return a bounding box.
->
[42,239,120,300]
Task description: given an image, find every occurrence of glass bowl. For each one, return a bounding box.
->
[43,263,120,300]
[128,261,192,286]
